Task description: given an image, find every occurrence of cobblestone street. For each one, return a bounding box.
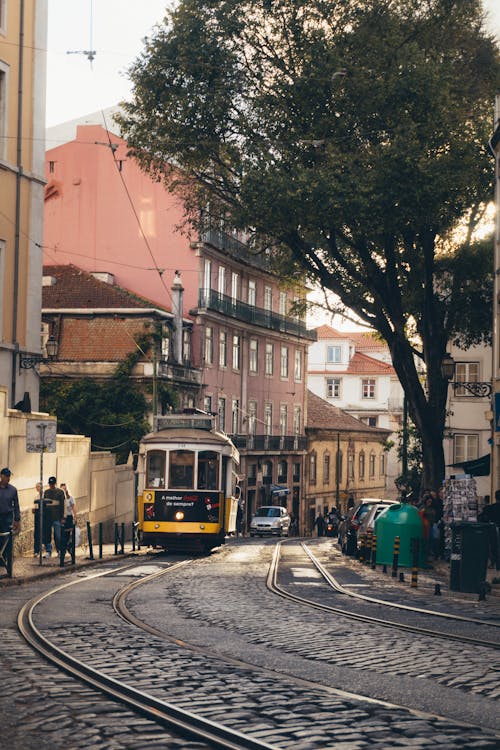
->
[1,539,495,749]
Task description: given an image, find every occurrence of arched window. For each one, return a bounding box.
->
[323,453,330,484]
[359,451,365,480]
[309,453,317,484]
[369,452,376,478]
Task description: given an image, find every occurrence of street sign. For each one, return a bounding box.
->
[26,419,57,453]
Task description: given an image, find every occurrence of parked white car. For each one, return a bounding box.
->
[249,506,290,537]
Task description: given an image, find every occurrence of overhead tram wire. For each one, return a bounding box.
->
[100,109,174,309]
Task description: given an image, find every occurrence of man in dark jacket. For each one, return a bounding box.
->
[44,476,65,556]
[0,468,20,566]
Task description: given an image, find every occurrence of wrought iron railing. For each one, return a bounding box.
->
[231,434,308,451]
[158,362,202,384]
[200,228,270,271]
[198,289,316,340]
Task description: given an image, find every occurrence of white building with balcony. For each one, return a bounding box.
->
[308,326,404,496]
[443,342,492,501]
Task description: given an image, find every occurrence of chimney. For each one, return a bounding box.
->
[171,271,184,364]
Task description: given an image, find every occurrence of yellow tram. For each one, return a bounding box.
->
[137,410,240,551]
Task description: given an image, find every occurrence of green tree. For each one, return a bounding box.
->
[118,0,500,489]
[40,332,177,463]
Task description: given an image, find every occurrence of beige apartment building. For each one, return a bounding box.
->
[0,0,47,410]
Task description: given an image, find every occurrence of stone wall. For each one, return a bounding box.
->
[0,388,135,554]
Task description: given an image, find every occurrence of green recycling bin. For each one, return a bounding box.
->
[375,503,424,567]
[449,522,490,593]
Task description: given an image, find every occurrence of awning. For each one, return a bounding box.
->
[449,453,491,477]
[270,484,290,496]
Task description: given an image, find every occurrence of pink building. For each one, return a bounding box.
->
[43,123,316,528]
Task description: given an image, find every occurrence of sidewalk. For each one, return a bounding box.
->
[0,541,150,587]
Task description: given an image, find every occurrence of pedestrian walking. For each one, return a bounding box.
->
[236,500,244,537]
[43,476,65,555]
[59,483,77,558]
[32,481,52,557]
[0,468,20,567]
[314,513,326,537]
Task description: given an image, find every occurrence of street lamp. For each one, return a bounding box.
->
[19,336,59,370]
[440,353,492,397]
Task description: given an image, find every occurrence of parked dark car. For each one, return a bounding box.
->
[338,498,385,553]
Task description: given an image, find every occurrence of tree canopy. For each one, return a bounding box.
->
[118,0,500,489]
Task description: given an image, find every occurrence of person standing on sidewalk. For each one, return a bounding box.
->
[32,481,52,557]
[43,476,65,556]
[0,468,20,565]
[59,483,77,558]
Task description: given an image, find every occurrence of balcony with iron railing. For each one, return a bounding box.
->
[231,434,308,452]
[198,289,316,340]
[158,360,203,384]
[200,228,270,271]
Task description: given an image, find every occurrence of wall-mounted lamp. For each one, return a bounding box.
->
[441,353,492,398]
[19,336,59,371]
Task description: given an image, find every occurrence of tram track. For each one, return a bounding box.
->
[268,540,500,650]
[17,560,276,750]
[15,545,500,748]
[302,541,500,627]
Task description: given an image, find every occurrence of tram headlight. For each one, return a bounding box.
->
[145,492,153,501]
[175,511,185,521]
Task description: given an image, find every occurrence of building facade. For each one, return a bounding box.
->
[43,121,316,530]
[307,325,403,495]
[305,391,390,531]
[492,95,500,499]
[443,342,492,500]
[41,264,201,414]
[0,0,47,408]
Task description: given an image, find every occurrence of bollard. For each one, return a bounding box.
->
[410,537,419,588]
[365,532,372,565]
[98,522,103,559]
[434,583,441,596]
[382,564,387,574]
[478,582,488,601]
[399,571,405,583]
[371,534,377,570]
[132,522,136,552]
[120,522,125,554]
[86,520,94,560]
[70,526,76,565]
[391,536,400,578]
[358,534,366,562]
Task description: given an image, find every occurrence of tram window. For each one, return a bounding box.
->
[198,451,219,490]
[169,450,195,489]
[146,451,165,488]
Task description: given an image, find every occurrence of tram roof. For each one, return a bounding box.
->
[141,428,239,463]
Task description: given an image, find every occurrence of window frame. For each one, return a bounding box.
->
[326,345,341,364]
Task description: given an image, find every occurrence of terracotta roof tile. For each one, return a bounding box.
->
[43,264,171,312]
[346,351,395,375]
[57,317,154,362]
[306,390,389,435]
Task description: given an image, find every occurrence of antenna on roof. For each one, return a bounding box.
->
[66,0,96,69]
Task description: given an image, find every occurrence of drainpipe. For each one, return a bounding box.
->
[11,0,25,406]
[171,271,184,365]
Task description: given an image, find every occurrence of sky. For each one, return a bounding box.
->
[46,0,169,127]
[46,0,500,128]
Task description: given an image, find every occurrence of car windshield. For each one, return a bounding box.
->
[255,507,280,517]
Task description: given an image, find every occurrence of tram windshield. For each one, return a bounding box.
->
[169,450,195,489]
